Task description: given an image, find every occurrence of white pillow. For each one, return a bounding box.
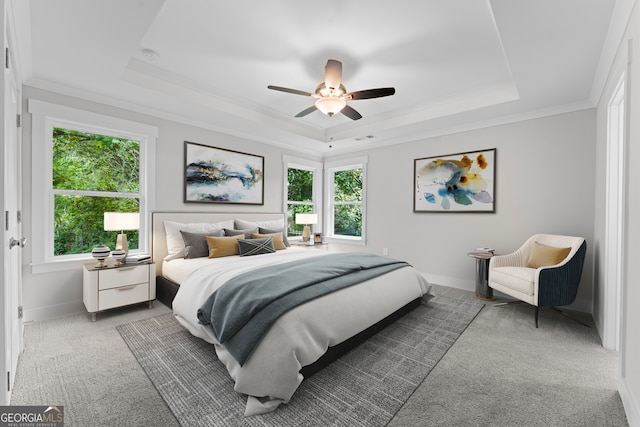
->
[163,220,234,260]
[234,218,285,230]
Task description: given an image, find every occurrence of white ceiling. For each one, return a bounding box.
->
[14,0,621,155]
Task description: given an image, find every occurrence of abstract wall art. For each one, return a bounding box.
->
[414,148,495,212]
[184,141,264,204]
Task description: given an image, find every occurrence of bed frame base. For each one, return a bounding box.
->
[156,276,180,308]
[300,297,422,379]
[156,274,422,379]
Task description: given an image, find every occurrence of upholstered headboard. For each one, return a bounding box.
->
[151,212,286,276]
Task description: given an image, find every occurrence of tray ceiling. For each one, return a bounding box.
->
[17,0,617,155]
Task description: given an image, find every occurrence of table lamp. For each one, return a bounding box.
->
[295,213,317,242]
[104,212,139,255]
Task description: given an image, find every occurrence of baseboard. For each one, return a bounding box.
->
[566,296,592,314]
[419,272,475,293]
[421,272,592,314]
[619,377,639,427]
[24,301,85,323]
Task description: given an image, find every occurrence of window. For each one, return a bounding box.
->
[53,128,140,256]
[325,157,367,244]
[29,100,157,273]
[283,155,322,239]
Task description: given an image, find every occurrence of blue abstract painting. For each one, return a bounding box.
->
[414,149,495,212]
[184,142,264,204]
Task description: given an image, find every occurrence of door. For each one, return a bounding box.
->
[2,11,23,404]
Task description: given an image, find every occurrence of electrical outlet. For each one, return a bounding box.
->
[382,248,388,256]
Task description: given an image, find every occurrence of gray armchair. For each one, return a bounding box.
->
[488,234,587,327]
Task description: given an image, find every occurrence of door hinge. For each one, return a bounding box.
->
[17,210,22,223]
[4,211,8,231]
[16,114,21,128]
[6,372,9,392]
[18,306,23,320]
[5,47,8,69]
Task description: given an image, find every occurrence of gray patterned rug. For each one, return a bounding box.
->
[117,294,483,427]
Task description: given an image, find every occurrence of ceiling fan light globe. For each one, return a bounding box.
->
[315,97,346,116]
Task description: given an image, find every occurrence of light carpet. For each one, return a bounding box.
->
[117,294,483,427]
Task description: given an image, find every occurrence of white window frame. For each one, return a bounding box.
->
[283,155,323,240]
[28,99,157,273]
[324,156,367,245]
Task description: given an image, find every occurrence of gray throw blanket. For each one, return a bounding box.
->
[197,252,409,365]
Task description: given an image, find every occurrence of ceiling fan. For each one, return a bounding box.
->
[267,59,395,120]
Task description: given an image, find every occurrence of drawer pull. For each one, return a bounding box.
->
[116,285,138,291]
[116,267,136,272]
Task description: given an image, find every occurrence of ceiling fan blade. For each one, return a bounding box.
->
[324,59,342,90]
[268,85,313,97]
[346,87,396,100]
[341,105,362,120]
[295,105,318,117]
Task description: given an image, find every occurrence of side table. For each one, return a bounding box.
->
[467,251,497,301]
[291,242,329,250]
[83,261,156,321]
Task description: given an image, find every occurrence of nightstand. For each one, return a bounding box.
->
[83,262,156,321]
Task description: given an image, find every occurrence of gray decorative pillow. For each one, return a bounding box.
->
[224,227,258,238]
[238,237,275,256]
[259,227,290,247]
[180,229,223,258]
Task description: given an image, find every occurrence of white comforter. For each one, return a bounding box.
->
[171,248,431,415]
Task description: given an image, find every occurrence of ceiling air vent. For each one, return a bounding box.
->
[353,135,375,141]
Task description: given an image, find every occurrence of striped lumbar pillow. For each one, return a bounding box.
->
[238,237,275,257]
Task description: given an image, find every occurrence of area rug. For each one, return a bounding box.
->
[117,294,483,427]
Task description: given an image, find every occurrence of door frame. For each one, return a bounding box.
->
[1,0,23,405]
[603,73,625,351]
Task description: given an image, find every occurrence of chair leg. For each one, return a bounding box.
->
[535,306,539,328]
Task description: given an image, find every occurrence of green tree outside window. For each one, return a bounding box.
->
[286,168,314,236]
[333,168,363,237]
[53,128,140,255]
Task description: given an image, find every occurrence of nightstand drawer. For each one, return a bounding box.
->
[98,265,149,290]
[99,282,149,311]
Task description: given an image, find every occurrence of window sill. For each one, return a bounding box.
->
[324,237,366,246]
[31,258,91,274]
[31,253,150,274]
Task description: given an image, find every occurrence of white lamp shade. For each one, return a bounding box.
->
[295,213,318,225]
[104,212,139,231]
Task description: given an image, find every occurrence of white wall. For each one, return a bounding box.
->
[327,110,597,312]
[21,91,596,318]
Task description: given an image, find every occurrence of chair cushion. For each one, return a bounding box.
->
[527,242,571,268]
[491,267,536,296]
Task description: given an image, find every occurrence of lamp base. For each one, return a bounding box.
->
[302,225,311,242]
[115,233,129,253]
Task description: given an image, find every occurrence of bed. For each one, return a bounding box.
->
[151,212,431,416]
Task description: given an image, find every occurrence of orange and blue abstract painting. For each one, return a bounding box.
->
[414,149,495,212]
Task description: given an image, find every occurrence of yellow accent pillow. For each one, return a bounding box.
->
[527,242,571,268]
[251,232,286,250]
[206,234,244,258]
